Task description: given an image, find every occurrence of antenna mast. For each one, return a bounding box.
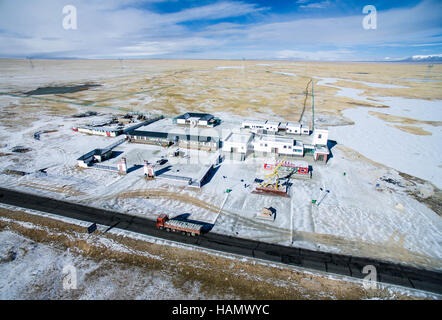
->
[311,79,314,132]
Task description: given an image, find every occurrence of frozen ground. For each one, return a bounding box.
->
[0,60,441,279]
[3,204,436,300]
[316,77,442,189]
[0,227,232,299]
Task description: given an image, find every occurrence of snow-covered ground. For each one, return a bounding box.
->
[316,77,442,189]
[0,228,233,299]
[0,67,441,274]
[3,204,437,300]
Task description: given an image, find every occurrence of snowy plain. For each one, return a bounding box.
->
[0,63,441,279]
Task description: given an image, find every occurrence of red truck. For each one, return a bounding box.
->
[156,214,203,236]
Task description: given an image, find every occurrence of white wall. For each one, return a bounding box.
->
[301,127,310,135]
[313,129,329,145]
[177,118,186,124]
[253,138,301,155]
[264,124,279,132]
[287,126,301,134]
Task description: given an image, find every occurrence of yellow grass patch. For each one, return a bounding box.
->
[391,125,432,136]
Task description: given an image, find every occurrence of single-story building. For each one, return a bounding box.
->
[126,130,172,147]
[252,135,304,157]
[73,117,162,137]
[241,120,281,133]
[173,112,218,127]
[264,121,280,132]
[222,132,253,154]
[127,130,220,151]
[241,120,267,132]
[286,122,302,134]
[73,126,123,137]
[77,148,113,167]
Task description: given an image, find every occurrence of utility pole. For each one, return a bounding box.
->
[27,57,34,69]
[311,79,315,132]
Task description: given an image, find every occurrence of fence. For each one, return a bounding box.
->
[90,164,119,172]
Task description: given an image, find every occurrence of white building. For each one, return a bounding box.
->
[286,122,302,134]
[264,121,280,132]
[301,125,310,135]
[313,129,328,146]
[241,120,266,132]
[222,132,253,154]
[174,113,216,127]
[253,136,303,156]
[242,120,281,133]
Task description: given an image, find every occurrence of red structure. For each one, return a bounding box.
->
[264,161,309,175]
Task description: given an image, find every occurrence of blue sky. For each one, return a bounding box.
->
[0,0,440,60]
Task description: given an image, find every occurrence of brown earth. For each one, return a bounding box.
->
[0,206,432,300]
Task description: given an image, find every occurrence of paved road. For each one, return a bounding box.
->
[0,186,441,295]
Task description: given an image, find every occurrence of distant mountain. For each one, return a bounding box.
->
[408,54,442,62]
[385,54,442,62]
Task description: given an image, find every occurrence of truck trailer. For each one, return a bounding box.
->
[156,214,203,236]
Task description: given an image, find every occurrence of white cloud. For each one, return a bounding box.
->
[0,0,440,60]
[299,1,331,9]
[275,49,354,61]
[162,1,266,23]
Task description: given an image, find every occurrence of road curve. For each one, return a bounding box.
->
[0,186,441,295]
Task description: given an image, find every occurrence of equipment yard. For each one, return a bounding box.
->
[0,59,441,299]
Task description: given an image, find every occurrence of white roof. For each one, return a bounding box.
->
[266,121,280,126]
[225,132,252,143]
[257,135,294,144]
[242,119,266,126]
[315,146,330,154]
[287,122,301,128]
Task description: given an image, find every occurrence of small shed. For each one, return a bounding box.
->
[314,146,330,164]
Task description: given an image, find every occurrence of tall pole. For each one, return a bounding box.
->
[311,79,314,132]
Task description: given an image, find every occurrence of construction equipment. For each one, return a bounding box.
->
[252,157,290,197]
[265,160,311,179]
[156,214,203,236]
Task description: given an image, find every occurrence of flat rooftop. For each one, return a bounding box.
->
[106,141,215,179]
[286,122,301,127]
[225,132,253,144]
[137,118,236,137]
[256,135,295,143]
[242,119,267,125]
